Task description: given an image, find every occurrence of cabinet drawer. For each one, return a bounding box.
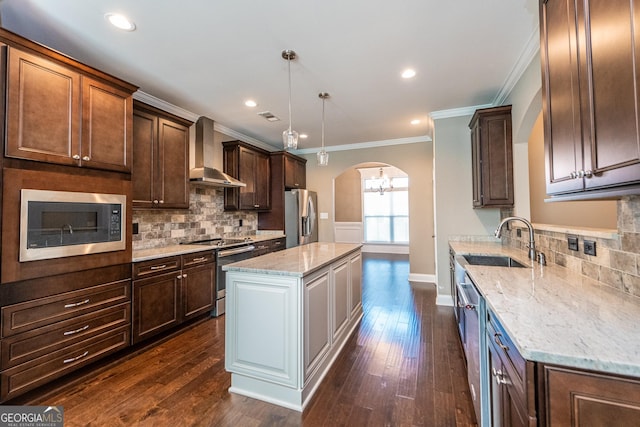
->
[181,251,214,268]
[1,325,130,401]
[2,279,131,338]
[133,256,181,279]
[487,311,526,393]
[2,303,130,369]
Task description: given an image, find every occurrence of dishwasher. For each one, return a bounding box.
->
[454,257,488,427]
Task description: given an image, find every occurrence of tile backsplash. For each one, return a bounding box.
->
[501,196,640,297]
[132,186,257,250]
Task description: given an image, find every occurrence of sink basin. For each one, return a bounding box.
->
[462,254,527,268]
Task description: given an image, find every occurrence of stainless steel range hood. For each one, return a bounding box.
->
[190,116,246,188]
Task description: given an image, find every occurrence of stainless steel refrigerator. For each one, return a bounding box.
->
[284,189,318,248]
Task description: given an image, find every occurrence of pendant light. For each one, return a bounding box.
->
[282,49,299,150]
[317,92,330,166]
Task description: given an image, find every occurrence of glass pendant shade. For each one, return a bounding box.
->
[283,129,299,150]
[317,149,329,166]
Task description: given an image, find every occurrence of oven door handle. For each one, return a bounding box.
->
[456,282,476,310]
[218,245,256,258]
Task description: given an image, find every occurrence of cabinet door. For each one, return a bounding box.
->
[81,77,132,172]
[223,144,240,210]
[284,155,306,189]
[481,112,513,206]
[254,150,271,209]
[332,260,349,341]
[470,124,483,207]
[581,0,640,190]
[132,108,157,207]
[304,272,330,379]
[181,263,215,320]
[157,118,189,208]
[132,272,180,344]
[6,47,81,166]
[540,0,584,195]
[544,365,640,426]
[238,147,257,209]
[350,253,362,316]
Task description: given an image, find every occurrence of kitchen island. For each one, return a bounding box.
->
[223,242,363,411]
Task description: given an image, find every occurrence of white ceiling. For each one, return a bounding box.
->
[0,0,540,152]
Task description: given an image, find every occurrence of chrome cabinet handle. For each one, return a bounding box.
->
[583,169,593,178]
[192,257,206,262]
[63,325,90,336]
[150,264,167,270]
[64,299,90,308]
[72,154,80,160]
[254,204,260,208]
[82,156,90,161]
[494,333,510,352]
[492,368,509,385]
[570,171,578,179]
[63,350,89,364]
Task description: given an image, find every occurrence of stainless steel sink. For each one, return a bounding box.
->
[462,254,527,268]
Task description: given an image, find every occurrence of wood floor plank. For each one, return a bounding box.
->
[19,253,477,426]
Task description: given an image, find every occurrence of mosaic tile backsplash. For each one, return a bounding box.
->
[132,186,258,250]
[501,196,640,297]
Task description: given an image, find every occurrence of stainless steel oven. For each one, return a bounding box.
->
[20,189,125,262]
[215,244,256,316]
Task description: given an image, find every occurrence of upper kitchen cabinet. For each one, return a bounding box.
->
[283,152,307,189]
[541,0,640,198]
[222,141,270,211]
[258,151,306,230]
[469,105,514,208]
[5,44,136,173]
[132,101,192,209]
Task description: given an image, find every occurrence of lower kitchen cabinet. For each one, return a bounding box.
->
[132,251,215,344]
[0,271,131,402]
[542,365,640,426]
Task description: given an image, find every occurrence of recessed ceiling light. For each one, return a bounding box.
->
[411,119,421,125]
[244,100,257,107]
[300,134,308,139]
[402,69,416,79]
[105,13,136,31]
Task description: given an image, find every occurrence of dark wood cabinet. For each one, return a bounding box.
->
[284,154,307,189]
[132,251,215,344]
[132,101,192,209]
[542,365,640,426]
[223,141,271,211]
[486,310,536,427]
[540,0,640,197]
[5,46,135,173]
[469,105,513,208]
[252,237,286,257]
[0,273,131,402]
[258,152,307,231]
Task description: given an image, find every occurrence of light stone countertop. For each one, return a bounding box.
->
[449,241,640,377]
[132,234,285,262]
[222,242,362,278]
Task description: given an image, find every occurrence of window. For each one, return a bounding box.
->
[362,169,409,244]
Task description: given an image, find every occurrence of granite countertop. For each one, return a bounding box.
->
[132,234,285,262]
[222,242,362,278]
[449,241,640,377]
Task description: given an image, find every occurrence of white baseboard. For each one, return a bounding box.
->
[436,295,454,306]
[408,273,435,283]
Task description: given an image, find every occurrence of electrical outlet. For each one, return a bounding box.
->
[132,223,139,235]
[239,219,243,226]
[516,228,522,238]
[568,235,579,251]
[584,240,596,256]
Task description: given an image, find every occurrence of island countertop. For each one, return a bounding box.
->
[449,241,640,378]
[222,242,362,277]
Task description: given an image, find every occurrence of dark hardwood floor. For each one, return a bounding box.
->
[23,253,477,426]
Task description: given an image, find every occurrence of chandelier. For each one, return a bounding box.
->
[374,168,393,195]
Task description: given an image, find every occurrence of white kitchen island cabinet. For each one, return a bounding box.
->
[223,243,363,411]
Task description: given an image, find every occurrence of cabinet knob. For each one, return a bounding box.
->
[583,169,593,178]
[254,204,260,208]
[82,156,90,161]
[570,171,578,179]
[177,274,182,279]
[182,273,187,278]
[72,154,80,160]
[153,200,159,204]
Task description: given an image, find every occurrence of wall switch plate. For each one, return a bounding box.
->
[320,212,329,219]
[568,235,579,251]
[584,240,596,256]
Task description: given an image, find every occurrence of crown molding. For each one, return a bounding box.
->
[493,27,540,105]
[293,135,431,155]
[212,123,274,152]
[429,104,493,120]
[133,91,200,122]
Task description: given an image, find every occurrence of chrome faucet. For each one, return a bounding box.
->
[494,216,537,261]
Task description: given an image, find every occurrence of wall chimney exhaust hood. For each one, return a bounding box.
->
[190,116,246,188]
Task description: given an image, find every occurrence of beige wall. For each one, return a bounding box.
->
[528,112,617,228]
[334,168,362,222]
[300,141,435,276]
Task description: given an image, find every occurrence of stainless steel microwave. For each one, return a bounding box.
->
[20,189,126,262]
